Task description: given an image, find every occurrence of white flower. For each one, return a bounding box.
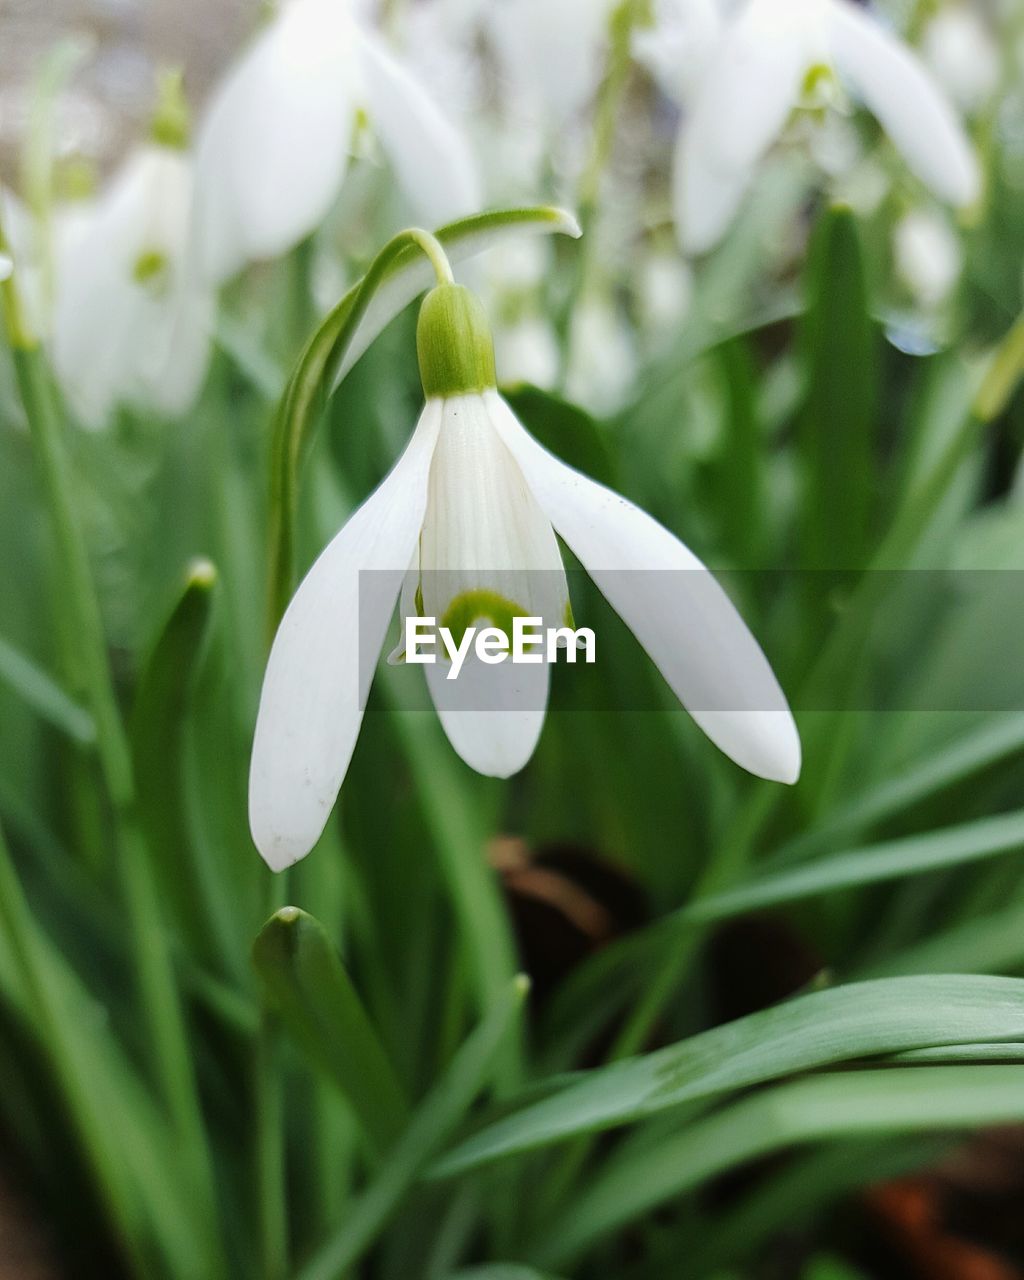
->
[632,0,724,105]
[193,0,481,283]
[564,294,637,416]
[636,247,693,337]
[1,188,94,343]
[493,314,561,389]
[487,0,616,129]
[0,252,11,283]
[52,143,214,428]
[250,282,799,870]
[893,207,963,309]
[675,0,981,255]
[921,6,1000,115]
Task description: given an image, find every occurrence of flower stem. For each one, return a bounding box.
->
[407,227,455,286]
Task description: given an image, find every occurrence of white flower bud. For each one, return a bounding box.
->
[893,207,963,309]
[922,6,1000,114]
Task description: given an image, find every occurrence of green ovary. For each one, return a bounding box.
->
[439,588,534,650]
[133,249,170,291]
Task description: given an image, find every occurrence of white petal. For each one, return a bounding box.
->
[192,0,359,283]
[135,283,215,418]
[487,390,800,784]
[249,400,442,870]
[674,0,816,253]
[357,31,481,225]
[419,393,569,630]
[415,392,565,778]
[52,147,213,425]
[632,0,724,106]
[487,0,611,126]
[0,252,11,282]
[331,207,581,388]
[826,0,979,208]
[424,650,549,778]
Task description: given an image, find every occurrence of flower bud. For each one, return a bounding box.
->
[416,283,497,398]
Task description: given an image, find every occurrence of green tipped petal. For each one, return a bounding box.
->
[417,284,497,398]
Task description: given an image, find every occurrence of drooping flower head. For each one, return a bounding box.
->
[250,252,800,870]
[670,0,981,254]
[52,73,214,427]
[192,0,481,283]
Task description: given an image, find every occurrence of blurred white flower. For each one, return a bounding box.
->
[636,247,693,336]
[487,0,616,128]
[193,0,481,284]
[250,282,799,869]
[893,207,963,309]
[480,238,559,387]
[53,143,214,428]
[675,0,980,254]
[0,253,11,283]
[493,313,561,388]
[632,0,724,104]
[1,190,95,343]
[565,294,637,415]
[921,6,1000,115]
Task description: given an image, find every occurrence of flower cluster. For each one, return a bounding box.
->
[1,0,992,426]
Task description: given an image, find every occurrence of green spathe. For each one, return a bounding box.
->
[417,284,497,398]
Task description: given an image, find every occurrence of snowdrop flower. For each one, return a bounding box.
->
[893,207,963,309]
[193,0,481,284]
[565,294,637,416]
[632,0,724,105]
[921,6,1000,115]
[493,313,561,389]
[482,238,559,387]
[0,188,95,344]
[636,247,693,337]
[52,90,214,428]
[675,0,981,255]
[250,272,799,869]
[487,0,616,129]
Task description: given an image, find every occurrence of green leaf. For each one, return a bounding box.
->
[0,821,203,1277]
[774,713,1024,865]
[864,897,1024,978]
[503,386,615,487]
[681,807,1024,923]
[429,975,1024,1177]
[447,1269,563,1280]
[889,1042,1024,1063]
[714,336,765,568]
[129,560,233,967]
[799,204,877,571]
[266,207,580,633]
[295,975,529,1280]
[252,907,409,1157]
[0,632,95,744]
[533,1065,1024,1266]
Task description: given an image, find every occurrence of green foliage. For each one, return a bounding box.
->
[4,164,1024,1280]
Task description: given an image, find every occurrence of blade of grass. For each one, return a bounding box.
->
[533,1065,1024,1266]
[680,807,1024,924]
[295,975,529,1280]
[0,273,222,1268]
[861,896,1024,978]
[429,974,1024,1177]
[799,204,877,574]
[252,907,409,1157]
[0,632,95,744]
[131,559,239,975]
[772,712,1024,866]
